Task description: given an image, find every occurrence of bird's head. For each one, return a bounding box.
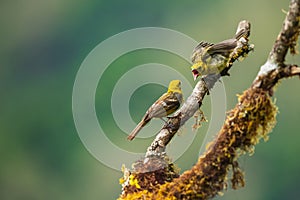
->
[168,80,182,93]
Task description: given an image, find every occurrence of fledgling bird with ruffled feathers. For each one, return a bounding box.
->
[191,20,253,80]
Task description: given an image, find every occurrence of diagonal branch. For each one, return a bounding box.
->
[146,20,253,157]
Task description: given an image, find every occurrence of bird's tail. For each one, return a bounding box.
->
[235,20,251,40]
[127,117,149,141]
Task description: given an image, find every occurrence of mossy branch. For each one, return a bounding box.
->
[119,0,300,199]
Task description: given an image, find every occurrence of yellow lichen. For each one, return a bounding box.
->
[119,177,125,185]
[129,175,141,189]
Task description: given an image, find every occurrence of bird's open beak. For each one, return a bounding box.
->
[192,69,199,81]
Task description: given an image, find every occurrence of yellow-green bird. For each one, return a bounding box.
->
[127,80,183,141]
[191,23,251,80]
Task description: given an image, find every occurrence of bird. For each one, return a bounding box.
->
[127,80,183,141]
[191,21,251,80]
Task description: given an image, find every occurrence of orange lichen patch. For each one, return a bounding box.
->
[119,88,277,200]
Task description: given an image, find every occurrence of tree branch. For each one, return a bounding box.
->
[253,0,300,90]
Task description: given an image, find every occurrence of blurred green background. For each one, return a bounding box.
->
[1,0,300,199]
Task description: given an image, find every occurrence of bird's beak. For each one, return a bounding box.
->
[192,69,199,81]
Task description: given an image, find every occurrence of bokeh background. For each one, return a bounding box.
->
[1,0,300,199]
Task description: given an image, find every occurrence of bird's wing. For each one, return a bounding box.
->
[207,38,237,56]
[147,92,181,119]
[193,41,214,52]
[191,41,214,63]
